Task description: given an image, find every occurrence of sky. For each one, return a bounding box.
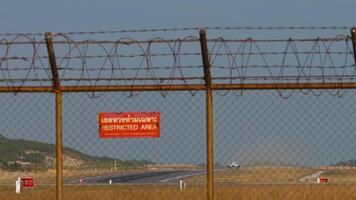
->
[0,0,355,33]
[0,0,355,167]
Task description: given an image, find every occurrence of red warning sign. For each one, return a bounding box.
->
[98,112,160,138]
[22,178,34,188]
[318,177,329,183]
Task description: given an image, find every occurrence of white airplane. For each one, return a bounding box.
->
[227,162,240,169]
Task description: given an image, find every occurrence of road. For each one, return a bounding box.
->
[67,170,207,185]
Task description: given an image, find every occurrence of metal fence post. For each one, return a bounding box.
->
[199,29,214,200]
[45,32,63,200]
[351,28,356,65]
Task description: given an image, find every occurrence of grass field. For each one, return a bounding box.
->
[1,184,355,200]
[322,168,356,183]
[186,167,356,184]
[0,168,141,184]
[1,167,355,199]
[187,167,318,183]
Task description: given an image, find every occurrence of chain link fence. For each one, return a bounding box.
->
[61,91,207,200]
[0,27,355,200]
[0,90,354,200]
[0,93,56,199]
[211,90,355,200]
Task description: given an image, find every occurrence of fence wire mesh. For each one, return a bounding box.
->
[211,90,356,200]
[61,92,207,200]
[0,27,355,200]
[0,93,56,199]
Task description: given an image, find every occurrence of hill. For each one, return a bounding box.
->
[0,135,153,171]
[335,160,356,167]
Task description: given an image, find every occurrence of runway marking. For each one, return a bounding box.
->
[299,170,326,182]
[159,171,206,183]
[160,169,227,183]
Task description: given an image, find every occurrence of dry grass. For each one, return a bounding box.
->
[322,169,356,183]
[0,170,56,184]
[1,184,355,200]
[0,168,142,184]
[1,167,355,199]
[187,167,317,183]
[2,167,354,185]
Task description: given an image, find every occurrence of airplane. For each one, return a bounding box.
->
[227,162,240,169]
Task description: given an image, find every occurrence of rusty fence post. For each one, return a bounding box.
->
[45,32,63,200]
[351,28,356,65]
[199,29,214,200]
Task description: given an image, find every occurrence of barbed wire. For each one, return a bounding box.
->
[2,37,353,45]
[0,26,354,36]
[1,51,353,61]
[0,32,355,98]
[2,64,355,72]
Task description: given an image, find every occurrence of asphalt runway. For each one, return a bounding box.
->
[67,170,206,185]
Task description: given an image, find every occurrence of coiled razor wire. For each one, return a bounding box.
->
[0,29,355,98]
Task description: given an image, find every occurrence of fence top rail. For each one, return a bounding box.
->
[0,82,355,93]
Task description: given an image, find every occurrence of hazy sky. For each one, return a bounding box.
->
[0,0,355,33]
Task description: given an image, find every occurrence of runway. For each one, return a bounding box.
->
[67,170,206,185]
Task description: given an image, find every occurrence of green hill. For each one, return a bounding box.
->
[0,135,153,171]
